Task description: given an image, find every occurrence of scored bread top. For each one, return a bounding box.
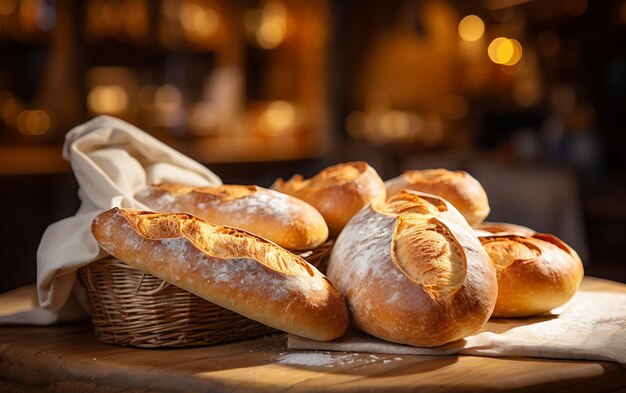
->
[92,208,349,341]
[271,161,386,238]
[379,192,467,302]
[479,231,584,317]
[135,184,329,251]
[327,189,497,347]
[385,168,490,227]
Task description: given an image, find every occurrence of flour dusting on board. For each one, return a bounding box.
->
[275,352,359,367]
[274,352,403,368]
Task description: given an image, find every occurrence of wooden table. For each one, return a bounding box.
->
[1,277,625,393]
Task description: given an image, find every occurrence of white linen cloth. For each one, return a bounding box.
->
[0,115,221,324]
[289,290,626,367]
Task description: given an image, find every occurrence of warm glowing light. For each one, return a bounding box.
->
[16,110,51,135]
[504,39,523,65]
[180,2,220,41]
[87,85,129,114]
[488,37,522,66]
[257,1,287,49]
[154,84,183,112]
[261,101,297,135]
[458,15,485,42]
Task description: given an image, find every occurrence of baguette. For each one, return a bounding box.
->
[135,184,328,251]
[326,190,497,347]
[477,228,584,317]
[385,169,489,226]
[91,208,349,341]
[271,161,386,237]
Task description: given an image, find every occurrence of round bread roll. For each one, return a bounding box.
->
[385,169,490,226]
[271,161,386,238]
[135,184,328,251]
[92,208,349,341]
[478,230,584,317]
[326,190,497,347]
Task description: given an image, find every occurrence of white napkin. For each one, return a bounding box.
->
[0,115,221,324]
[289,290,626,367]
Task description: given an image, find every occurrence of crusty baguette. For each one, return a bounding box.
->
[91,208,349,341]
[326,190,498,347]
[135,184,328,251]
[385,169,490,226]
[271,161,386,238]
[478,229,584,317]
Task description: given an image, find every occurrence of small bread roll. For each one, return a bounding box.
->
[91,208,349,341]
[478,230,584,317]
[385,169,489,226]
[327,190,497,347]
[135,184,328,251]
[271,161,386,238]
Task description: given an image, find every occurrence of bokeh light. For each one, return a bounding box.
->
[257,1,287,49]
[260,101,298,135]
[488,37,523,66]
[87,85,129,114]
[16,110,51,135]
[458,15,485,42]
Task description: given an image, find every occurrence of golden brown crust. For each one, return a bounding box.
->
[135,184,328,251]
[480,231,584,317]
[91,208,349,341]
[475,221,535,238]
[385,169,490,226]
[271,161,386,238]
[326,190,497,347]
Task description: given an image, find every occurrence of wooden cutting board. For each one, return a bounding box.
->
[1,276,625,393]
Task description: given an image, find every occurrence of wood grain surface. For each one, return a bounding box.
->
[1,276,625,393]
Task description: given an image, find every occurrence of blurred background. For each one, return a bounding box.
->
[0,0,624,291]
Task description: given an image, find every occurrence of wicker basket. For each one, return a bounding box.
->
[79,240,333,348]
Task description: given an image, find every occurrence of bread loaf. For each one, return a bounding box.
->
[477,228,584,317]
[91,208,349,341]
[326,190,497,347]
[475,221,535,238]
[135,184,328,251]
[271,161,386,237]
[385,169,489,226]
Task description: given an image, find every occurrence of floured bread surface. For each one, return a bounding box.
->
[271,161,386,238]
[91,208,349,341]
[135,184,328,251]
[480,231,584,317]
[385,168,489,226]
[327,190,497,347]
